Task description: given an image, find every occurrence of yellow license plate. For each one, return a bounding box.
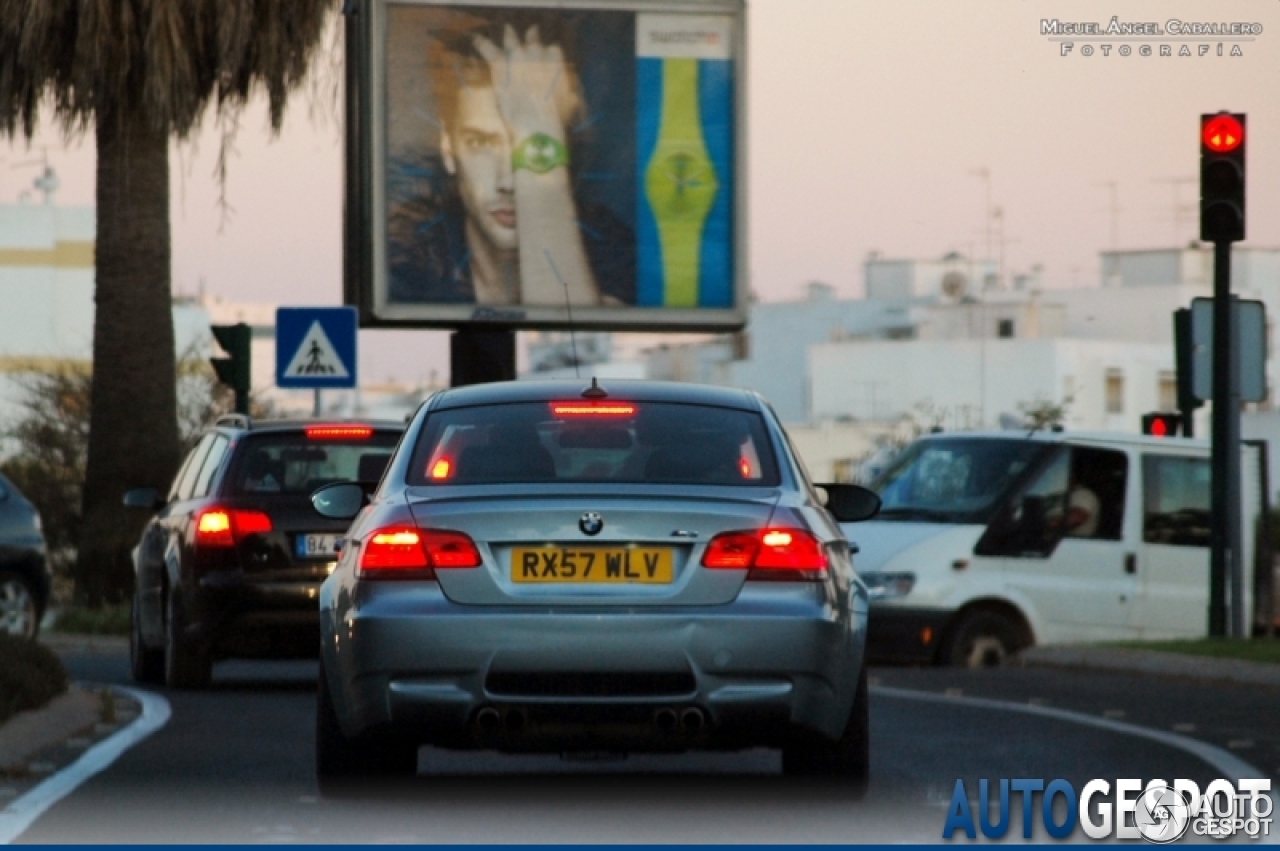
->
[511,547,673,584]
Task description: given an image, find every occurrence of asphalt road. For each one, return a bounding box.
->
[15,647,1276,844]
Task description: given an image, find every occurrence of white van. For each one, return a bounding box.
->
[840,431,1266,667]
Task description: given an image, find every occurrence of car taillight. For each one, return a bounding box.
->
[195,508,273,547]
[421,530,483,568]
[358,527,481,578]
[549,402,636,417]
[306,425,373,440]
[701,528,828,581]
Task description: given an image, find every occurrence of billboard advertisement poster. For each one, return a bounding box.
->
[349,0,746,331]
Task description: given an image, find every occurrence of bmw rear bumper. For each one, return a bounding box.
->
[321,581,866,750]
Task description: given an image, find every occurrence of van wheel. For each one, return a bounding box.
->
[940,610,1022,668]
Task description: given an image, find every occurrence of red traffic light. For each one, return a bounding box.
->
[1141,412,1181,438]
[1202,114,1244,154]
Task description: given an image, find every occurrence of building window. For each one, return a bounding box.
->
[997,318,1015,338]
[1158,371,1178,412]
[1105,370,1125,414]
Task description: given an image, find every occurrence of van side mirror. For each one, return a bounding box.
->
[816,484,881,523]
[311,482,367,520]
[123,487,165,511]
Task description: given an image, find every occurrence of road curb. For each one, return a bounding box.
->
[874,684,1269,784]
[1017,645,1280,688]
[0,686,101,773]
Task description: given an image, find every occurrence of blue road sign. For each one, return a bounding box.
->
[276,307,358,389]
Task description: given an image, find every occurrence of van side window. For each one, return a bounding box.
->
[1142,455,1210,547]
[976,449,1071,558]
[1066,447,1127,541]
[976,446,1128,557]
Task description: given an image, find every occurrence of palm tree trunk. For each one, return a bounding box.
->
[76,104,181,606]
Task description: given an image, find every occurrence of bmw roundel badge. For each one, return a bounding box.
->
[579,512,604,536]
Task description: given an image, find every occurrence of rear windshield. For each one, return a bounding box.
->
[407,401,780,486]
[227,432,401,496]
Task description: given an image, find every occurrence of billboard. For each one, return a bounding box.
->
[345,0,746,331]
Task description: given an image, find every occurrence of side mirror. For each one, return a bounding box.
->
[123,487,164,511]
[311,482,366,520]
[816,483,881,523]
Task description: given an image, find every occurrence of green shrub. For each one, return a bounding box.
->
[0,634,68,726]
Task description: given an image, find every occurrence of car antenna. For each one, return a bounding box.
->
[582,377,608,399]
[546,249,581,378]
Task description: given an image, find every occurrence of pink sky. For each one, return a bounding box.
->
[4,0,1278,384]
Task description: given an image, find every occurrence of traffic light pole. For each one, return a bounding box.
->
[1209,242,1243,637]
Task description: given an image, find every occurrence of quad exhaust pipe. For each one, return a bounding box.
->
[654,706,706,733]
[480,704,707,736]
[680,707,706,732]
[475,706,527,735]
[654,707,678,732]
[475,706,501,733]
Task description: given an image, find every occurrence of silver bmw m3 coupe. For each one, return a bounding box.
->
[311,379,879,788]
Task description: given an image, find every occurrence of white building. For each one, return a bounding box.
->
[0,199,210,441]
[810,337,1175,434]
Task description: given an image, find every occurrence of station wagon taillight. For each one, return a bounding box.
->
[358,526,481,578]
[305,425,373,440]
[701,528,828,581]
[195,508,273,547]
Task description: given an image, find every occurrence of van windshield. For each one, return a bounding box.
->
[870,438,1053,524]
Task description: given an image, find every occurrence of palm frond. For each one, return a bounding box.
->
[0,0,338,139]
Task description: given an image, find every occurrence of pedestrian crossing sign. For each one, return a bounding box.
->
[275,307,358,389]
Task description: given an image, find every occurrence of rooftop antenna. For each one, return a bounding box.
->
[581,377,607,399]
[1093,180,1120,253]
[969,166,994,262]
[12,148,58,205]
[1152,176,1196,246]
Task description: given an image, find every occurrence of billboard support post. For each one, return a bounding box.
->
[450,329,516,387]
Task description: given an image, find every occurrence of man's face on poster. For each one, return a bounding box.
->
[441,81,518,253]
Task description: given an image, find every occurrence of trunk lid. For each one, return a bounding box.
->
[406,485,780,606]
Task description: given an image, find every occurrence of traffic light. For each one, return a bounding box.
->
[1141,412,1181,438]
[1172,308,1204,437]
[211,323,251,415]
[1200,112,1246,243]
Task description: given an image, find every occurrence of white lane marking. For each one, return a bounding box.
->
[874,683,1280,839]
[873,685,1264,783]
[0,687,170,845]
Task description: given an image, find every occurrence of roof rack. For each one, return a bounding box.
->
[215,413,252,430]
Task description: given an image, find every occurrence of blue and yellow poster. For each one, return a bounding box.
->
[636,15,735,309]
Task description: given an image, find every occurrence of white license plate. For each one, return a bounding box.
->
[296,534,341,559]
